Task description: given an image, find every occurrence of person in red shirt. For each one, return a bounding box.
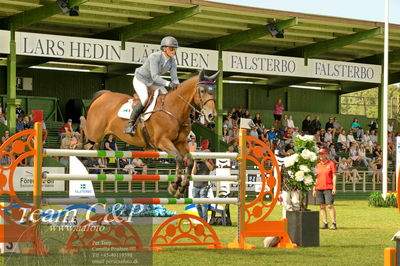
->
[313,148,337,230]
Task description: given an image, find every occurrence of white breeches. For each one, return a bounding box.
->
[133,77,168,105]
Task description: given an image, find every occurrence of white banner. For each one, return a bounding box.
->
[223,51,381,83]
[12,167,65,192]
[0,30,381,83]
[0,30,218,70]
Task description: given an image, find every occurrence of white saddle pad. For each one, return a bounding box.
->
[117,89,159,122]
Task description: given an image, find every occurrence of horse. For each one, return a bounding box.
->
[85,69,219,198]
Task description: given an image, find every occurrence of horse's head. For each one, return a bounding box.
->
[194,69,219,123]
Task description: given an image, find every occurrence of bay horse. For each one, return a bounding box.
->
[85,69,219,198]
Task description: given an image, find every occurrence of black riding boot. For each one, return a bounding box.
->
[124,102,143,135]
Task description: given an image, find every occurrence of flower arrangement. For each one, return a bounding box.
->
[284,135,318,210]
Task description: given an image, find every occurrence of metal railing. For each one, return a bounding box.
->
[338,170,396,192]
[340,95,400,119]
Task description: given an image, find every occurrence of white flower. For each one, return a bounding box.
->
[303,135,315,141]
[295,171,304,181]
[309,153,318,162]
[292,153,299,162]
[304,175,314,186]
[284,157,295,167]
[301,149,311,160]
[299,165,310,173]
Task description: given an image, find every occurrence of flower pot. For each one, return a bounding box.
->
[287,210,319,247]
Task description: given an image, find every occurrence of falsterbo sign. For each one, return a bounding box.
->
[223,51,381,83]
[0,30,381,83]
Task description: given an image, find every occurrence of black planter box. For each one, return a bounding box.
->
[287,210,320,247]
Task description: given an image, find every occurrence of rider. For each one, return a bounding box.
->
[124,36,180,135]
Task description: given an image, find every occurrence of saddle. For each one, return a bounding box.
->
[117,89,160,122]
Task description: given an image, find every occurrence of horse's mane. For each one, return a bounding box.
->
[87,90,111,111]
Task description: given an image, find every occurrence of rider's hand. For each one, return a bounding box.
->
[169,82,179,90]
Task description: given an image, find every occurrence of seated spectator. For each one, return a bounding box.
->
[281,114,289,130]
[358,144,371,167]
[59,118,74,138]
[292,127,301,137]
[242,109,250,119]
[276,142,286,157]
[260,128,269,144]
[328,143,340,164]
[253,113,263,133]
[23,115,31,130]
[388,132,395,155]
[351,118,364,140]
[285,141,295,154]
[60,132,73,149]
[16,116,24,132]
[320,129,326,143]
[324,128,333,143]
[229,140,239,153]
[337,129,349,152]
[234,106,243,121]
[0,108,7,125]
[223,118,232,131]
[347,131,357,144]
[332,117,341,134]
[388,121,394,133]
[282,127,293,144]
[370,130,378,145]
[338,157,352,182]
[222,126,231,143]
[314,130,321,145]
[349,142,363,165]
[373,144,382,160]
[230,124,239,143]
[348,158,362,182]
[325,117,334,132]
[368,157,382,183]
[368,119,378,131]
[131,158,148,174]
[248,124,259,139]
[16,104,25,119]
[87,158,101,174]
[267,127,279,148]
[287,115,295,129]
[362,130,373,152]
[1,130,10,144]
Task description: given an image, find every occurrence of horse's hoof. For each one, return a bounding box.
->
[168,184,177,196]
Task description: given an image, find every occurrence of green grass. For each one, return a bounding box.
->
[3,195,399,266]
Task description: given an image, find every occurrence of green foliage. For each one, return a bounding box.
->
[368,191,398,207]
[341,84,400,118]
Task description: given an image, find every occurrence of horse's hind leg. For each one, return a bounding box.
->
[156,139,184,198]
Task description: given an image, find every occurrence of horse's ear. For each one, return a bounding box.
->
[209,71,220,81]
[199,69,205,80]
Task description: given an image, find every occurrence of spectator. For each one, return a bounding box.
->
[310,116,321,135]
[338,157,352,182]
[314,130,321,145]
[328,143,340,164]
[104,134,119,167]
[325,117,334,132]
[388,121,394,133]
[370,130,378,145]
[281,114,289,130]
[260,128,269,144]
[59,119,74,138]
[267,127,278,149]
[324,128,333,143]
[229,107,237,121]
[60,132,73,149]
[351,118,364,140]
[362,130,374,152]
[358,144,371,167]
[16,104,25,119]
[222,126,231,143]
[287,115,295,129]
[87,157,101,174]
[320,129,326,143]
[242,109,250,119]
[368,119,378,131]
[191,151,215,222]
[273,99,284,128]
[337,129,349,152]
[301,115,312,134]
[313,149,337,230]
[346,131,357,145]
[253,113,263,133]
[293,127,301,137]
[1,130,10,144]
[349,142,363,165]
[332,117,341,134]
[373,144,382,160]
[0,108,7,125]
[282,127,293,144]
[23,115,31,130]
[234,106,243,121]
[16,116,24,132]
[248,124,259,139]
[369,158,382,183]
[131,158,148,174]
[188,135,197,152]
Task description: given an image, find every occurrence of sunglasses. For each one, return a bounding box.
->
[166,47,177,52]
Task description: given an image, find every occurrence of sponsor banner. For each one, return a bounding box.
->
[0,30,217,70]
[0,30,381,83]
[223,51,381,83]
[12,167,65,192]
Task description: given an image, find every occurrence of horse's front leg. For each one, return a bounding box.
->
[156,138,184,198]
[175,141,193,197]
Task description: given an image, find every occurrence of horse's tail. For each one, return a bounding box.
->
[87,90,111,111]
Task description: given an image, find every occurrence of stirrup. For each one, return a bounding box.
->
[124,122,136,135]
